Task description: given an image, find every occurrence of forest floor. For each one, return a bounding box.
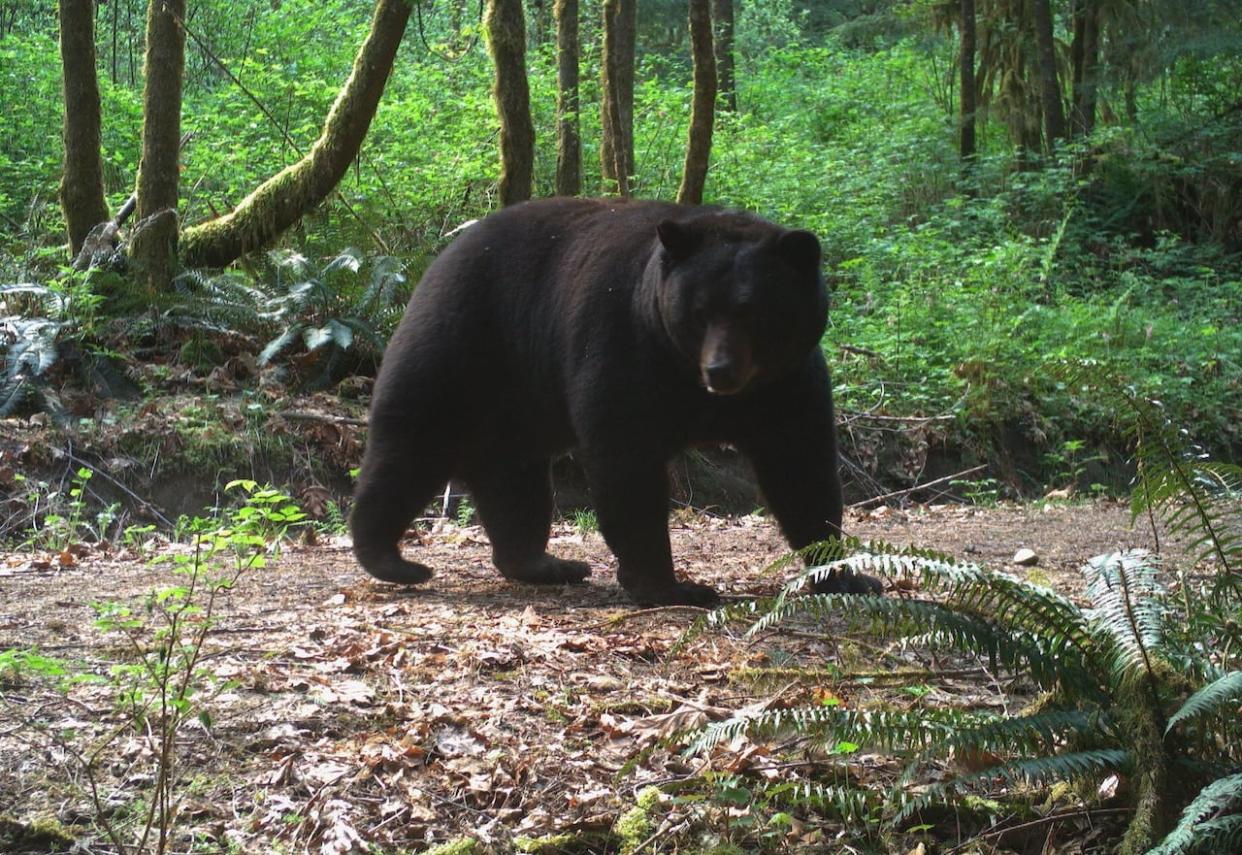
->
[0,501,1168,854]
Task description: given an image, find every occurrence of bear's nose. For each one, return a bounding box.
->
[704,361,743,395]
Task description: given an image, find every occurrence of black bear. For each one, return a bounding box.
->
[350,198,880,605]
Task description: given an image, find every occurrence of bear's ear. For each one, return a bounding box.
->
[656,219,699,259]
[777,230,822,272]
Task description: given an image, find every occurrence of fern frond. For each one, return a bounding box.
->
[1083,551,1167,683]
[801,543,1096,661]
[760,779,876,824]
[1166,672,1242,736]
[749,590,1092,692]
[689,704,1099,763]
[891,748,1130,823]
[1148,773,1242,854]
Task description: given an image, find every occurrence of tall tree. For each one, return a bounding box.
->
[554,0,581,196]
[130,0,187,292]
[1069,0,1101,137]
[677,0,716,204]
[1031,0,1066,147]
[958,0,977,161]
[711,0,736,112]
[57,0,110,257]
[600,0,636,196]
[485,0,535,205]
[179,0,411,269]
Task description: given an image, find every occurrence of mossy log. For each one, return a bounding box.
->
[179,0,411,269]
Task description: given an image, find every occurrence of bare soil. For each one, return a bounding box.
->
[0,501,1162,854]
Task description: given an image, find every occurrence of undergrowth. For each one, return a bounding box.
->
[683,381,1242,852]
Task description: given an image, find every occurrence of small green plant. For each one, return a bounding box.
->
[456,496,476,527]
[72,482,303,854]
[1043,438,1106,494]
[18,466,113,550]
[949,476,1000,506]
[572,508,598,535]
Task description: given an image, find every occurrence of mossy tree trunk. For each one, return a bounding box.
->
[677,0,715,205]
[711,0,735,112]
[1069,0,1101,137]
[179,0,411,269]
[486,0,534,206]
[554,0,581,196]
[959,0,977,162]
[57,0,111,258]
[600,0,636,196]
[130,0,187,292]
[1031,0,1066,148]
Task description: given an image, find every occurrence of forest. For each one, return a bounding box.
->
[1,0,1242,853]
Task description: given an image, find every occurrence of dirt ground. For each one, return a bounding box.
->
[0,501,1164,854]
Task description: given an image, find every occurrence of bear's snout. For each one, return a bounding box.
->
[700,322,754,395]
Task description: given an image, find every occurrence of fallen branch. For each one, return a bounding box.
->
[849,464,988,510]
[62,444,174,528]
[277,410,369,427]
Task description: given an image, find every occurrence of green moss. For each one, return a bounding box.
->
[515,832,611,853]
[0,814,75,851]
[613,786,662,854]
[418,837,476,855]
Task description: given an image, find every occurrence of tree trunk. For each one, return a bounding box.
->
[677,0,715,205]
[1031,0,1066,148]
[1078,3,1100,136]
[485,0,535,206]
[130,0,187,292]
[554,0,581,196]
[179,0,411,269]
[600,0,636,196]
[711,0,735,112]
[58,0,111,258]
[958,0,977,162]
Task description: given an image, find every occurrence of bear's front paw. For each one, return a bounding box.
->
[811,569,884,596]
[626,581,721,608]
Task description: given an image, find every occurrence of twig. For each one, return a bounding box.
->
[580,604,712,631]
[62,445,174,528]
[949,806,1133,849]
[840,411,956,423]
[277,410,369,427]
[849,464,988,510]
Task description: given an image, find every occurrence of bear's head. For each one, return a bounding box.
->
[652,214,829,396]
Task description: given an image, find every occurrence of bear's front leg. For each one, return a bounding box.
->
[738,398,883,596]
[579,450,721,607]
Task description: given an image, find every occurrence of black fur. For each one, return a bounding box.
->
[351,198,881,605]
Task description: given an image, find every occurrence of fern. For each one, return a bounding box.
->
[1083,551,1168,686]
[1166,671,1242,735]
[1149,773,1242,854]
[892,749,1131,824]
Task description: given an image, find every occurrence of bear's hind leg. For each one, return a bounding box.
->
[467,458,591,585]
[351,426,454,586]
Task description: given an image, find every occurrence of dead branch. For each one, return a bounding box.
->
[849,464,988,510]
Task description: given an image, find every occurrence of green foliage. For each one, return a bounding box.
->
[0,276,108,419]
[254,248,408,388]
[3,1,1241,471]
